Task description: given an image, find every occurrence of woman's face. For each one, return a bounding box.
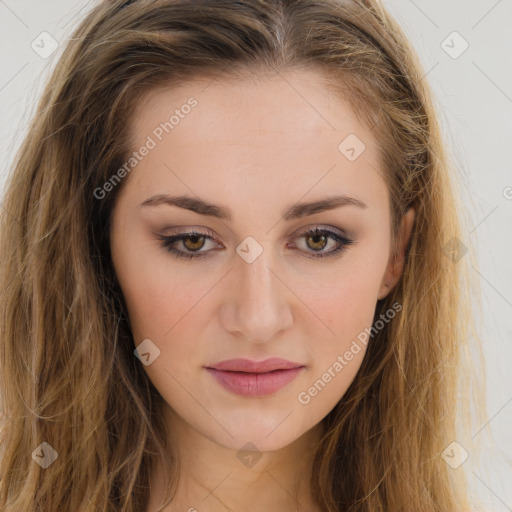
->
[109,68,410,452]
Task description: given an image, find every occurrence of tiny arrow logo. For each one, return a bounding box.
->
[236,236,263,263]
[441,441,468,469]
[441,31,468,59]
[237,441,262,468]
[338,134,365,161]
[442,237,467,263]
[32,442,58,468]
[31,32,59,59]
[134,339,161,366]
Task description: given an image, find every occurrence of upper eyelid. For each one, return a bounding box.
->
[161,224,349,241]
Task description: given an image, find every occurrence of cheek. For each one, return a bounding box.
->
[293,289,377,417]
[321,278,376,332]
[110,221,208,341]
[114,262,208,399]
[117,263,205,345]
[297,246,388,397]
[310,254,387,336]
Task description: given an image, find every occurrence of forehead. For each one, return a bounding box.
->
[131,68,374,144]
[123,68,387,213]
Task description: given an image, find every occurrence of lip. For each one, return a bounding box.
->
[206,357,304,373]
[204,358,305,397]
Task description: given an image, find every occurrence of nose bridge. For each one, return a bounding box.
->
[222,245,292,342]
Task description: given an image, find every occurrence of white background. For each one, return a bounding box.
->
[1,1,511,510]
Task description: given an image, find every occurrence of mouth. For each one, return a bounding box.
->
[204,358,305,397]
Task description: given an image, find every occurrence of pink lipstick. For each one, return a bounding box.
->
[204,358,305,397]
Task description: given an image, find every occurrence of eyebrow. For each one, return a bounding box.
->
[138,193,367,221]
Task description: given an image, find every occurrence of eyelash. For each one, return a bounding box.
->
[156,227,354,261]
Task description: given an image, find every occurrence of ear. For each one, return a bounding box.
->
[377,206,415,300]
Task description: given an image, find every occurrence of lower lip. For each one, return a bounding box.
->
[205,367,304,397]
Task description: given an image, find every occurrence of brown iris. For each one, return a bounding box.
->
[305,233,328,251]
[182,234,206,251]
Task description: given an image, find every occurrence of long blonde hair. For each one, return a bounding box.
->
[0,0,487,510]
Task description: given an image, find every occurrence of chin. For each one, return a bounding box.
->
[198,408,319,452]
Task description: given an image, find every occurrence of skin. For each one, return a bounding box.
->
[109,68,415,512]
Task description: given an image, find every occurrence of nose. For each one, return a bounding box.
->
[219,249,294,343]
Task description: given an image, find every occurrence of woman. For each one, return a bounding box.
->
[0,0,486,510]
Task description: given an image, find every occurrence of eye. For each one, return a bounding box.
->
[156,230,220,260]
[289,227,354,259]
[156,226,354,260]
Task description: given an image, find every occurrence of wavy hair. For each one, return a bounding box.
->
[0,0,487,510]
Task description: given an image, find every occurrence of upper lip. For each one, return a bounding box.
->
[205,358,304,373]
